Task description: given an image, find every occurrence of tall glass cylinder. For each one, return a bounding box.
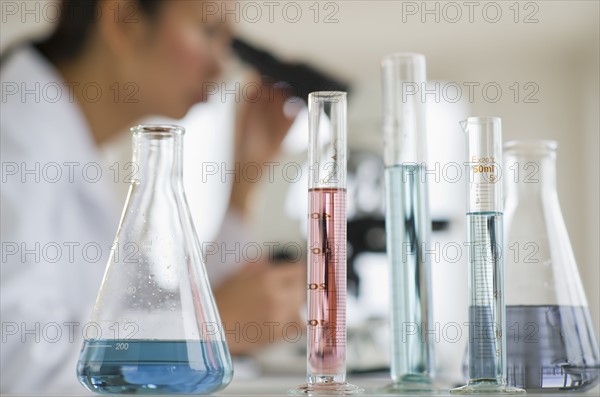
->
[382,53,435,392]
[290,92,362,395]
[451,117,523,394]
[307,92,347,384]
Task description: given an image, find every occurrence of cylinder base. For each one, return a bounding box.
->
[289,382,364,395]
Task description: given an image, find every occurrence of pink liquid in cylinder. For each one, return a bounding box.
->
[307,187,347,382]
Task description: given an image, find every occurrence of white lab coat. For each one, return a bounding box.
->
[1,46,121,393]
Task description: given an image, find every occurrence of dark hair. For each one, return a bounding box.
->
[36,0,162,63]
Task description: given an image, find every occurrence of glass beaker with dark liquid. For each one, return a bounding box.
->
[502,140,599,393]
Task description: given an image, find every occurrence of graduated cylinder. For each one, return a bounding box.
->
[382,53,435,390]
[306,92,348,384]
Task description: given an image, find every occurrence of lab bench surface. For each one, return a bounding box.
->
[217,375,600,397]
[13,377,600,396]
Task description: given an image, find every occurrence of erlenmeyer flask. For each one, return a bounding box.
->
[76,125,233,394]
[503,140,599,392]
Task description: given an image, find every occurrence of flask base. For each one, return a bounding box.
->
[450,380,525,394]
[289,382,364,395]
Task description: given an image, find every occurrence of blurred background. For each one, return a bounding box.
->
[2,0,598,389]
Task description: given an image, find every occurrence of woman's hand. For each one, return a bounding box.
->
[214,260,305,355]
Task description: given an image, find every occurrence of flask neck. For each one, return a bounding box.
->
[133,131,184,190]
[505,142,558,199]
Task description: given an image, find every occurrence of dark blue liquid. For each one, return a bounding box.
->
[77,340,232,394]
[464,305,600,392]
[468,305,501,381]
[506,305,599,393]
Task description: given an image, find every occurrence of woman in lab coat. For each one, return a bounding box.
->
[0,0,304,393]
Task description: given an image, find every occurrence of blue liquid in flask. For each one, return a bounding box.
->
[77,339,233,394]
